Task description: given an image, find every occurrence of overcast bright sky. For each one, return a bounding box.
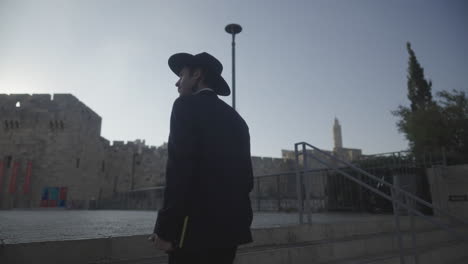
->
[1,0,467,157]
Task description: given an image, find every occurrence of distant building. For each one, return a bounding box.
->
[332,118,362,162]
[333,118,343,149]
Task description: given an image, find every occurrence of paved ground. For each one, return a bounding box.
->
[0,209,392,244]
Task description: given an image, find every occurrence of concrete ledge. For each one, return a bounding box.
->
[0,217,461,264]
[0,235,168,264]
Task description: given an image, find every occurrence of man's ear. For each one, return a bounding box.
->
[192,68,203,80]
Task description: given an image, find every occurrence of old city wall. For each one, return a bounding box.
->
[251,156,296,200]
[132,144,167,189]
[104,141,167,197]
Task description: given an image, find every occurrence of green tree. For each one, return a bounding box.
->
[393,43,468,164]
[437,90,468,157]
[406,42,433,111]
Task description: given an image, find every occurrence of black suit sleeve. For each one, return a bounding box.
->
[245,125,254,193]
[154,97,197,242]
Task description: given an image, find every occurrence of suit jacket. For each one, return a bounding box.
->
[154,90,254,249]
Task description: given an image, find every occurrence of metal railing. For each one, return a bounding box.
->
[293,142,468,264]
[251,168,328,213]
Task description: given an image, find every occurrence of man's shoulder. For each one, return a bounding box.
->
[171,94,214,117]
[172,93,247,125]
[174,92,215,104]
[172,95,197,110]
[177,92,218,110]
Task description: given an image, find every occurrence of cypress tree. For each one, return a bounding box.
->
[406,42,433,111]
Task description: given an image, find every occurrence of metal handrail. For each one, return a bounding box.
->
[296,152,468,242]
[252,160,463,236]
[362,150,412,157]
[296,142,468,227]
[254,168,329,179]
[294,142,468,264]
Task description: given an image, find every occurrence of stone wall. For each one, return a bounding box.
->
[104,140,167,197]
[0,94,106,209]
[251,156,294,176]
[427,164,468,219]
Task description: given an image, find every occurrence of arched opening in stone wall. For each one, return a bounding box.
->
[15,101,21,107]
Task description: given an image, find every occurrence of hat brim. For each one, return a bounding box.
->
[212,74,231,96]
[168,53,194,76]
[168,53,231,96]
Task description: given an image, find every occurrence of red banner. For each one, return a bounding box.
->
[0,161,4,193]
[48,200,57,207]
[23,161,32,194]
[9,162,19,194]
[59,187,68,200]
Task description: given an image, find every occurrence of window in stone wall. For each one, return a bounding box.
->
[76,158,80,168]
[4,120,21,129]
[6,156,12,168]
[16,101,21,107]
[49,120,64,130]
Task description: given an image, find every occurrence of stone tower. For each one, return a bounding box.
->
[333,118,343,150]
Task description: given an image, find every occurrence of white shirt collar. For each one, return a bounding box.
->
[193,88,215,95]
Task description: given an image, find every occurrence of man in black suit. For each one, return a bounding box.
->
[149,52,254,264]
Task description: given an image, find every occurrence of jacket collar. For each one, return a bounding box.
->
[193,88,215,95]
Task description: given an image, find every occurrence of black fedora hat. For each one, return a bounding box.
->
[168,52,231,96]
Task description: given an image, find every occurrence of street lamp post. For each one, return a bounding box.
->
[225,23,242,111]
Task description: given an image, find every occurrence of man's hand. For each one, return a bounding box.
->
[148,233,174,252]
